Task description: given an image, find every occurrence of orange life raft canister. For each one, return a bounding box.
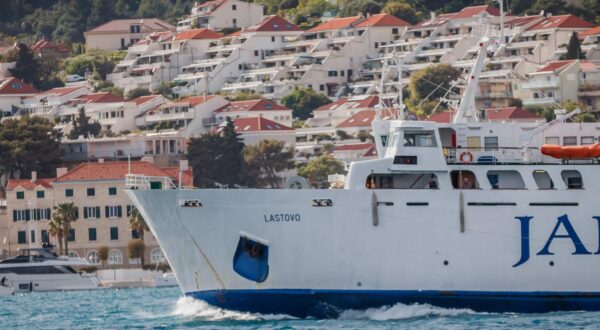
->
[541,143,600,159]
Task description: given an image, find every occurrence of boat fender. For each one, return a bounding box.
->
[460,151,473,164]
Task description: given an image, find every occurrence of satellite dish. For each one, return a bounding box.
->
[284,176,309,189]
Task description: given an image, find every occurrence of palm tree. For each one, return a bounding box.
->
[129,207,149,241]
[47,218,64,255]
[51,202,78,256]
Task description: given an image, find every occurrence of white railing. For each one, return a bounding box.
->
[125,174,178,190]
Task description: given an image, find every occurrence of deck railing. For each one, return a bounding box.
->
[125,174,178,190]
[444,147,543,164]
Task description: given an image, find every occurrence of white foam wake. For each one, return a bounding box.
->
[171,296,293,321]
[338,303,477,321]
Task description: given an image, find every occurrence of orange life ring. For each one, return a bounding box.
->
[459,151,473,164]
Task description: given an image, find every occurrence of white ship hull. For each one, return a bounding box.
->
[127,170,600,317]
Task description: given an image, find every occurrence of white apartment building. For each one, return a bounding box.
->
[176,0,264,32]
[580,26,600,60]
[212,99,294,127]
[226,116,295,147]
[108,29,224,93]
[85,19,175,51]
[172,15,304,98]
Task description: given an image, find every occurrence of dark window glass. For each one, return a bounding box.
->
[16,191,24,200]
[110,227,119,240]
[65,189,74,197]
[36,191,44,198]
[68,229,75,242]
[109,187,117,196]
[87,188,95,196]
[30,230,35,243]
[88,228,97,241]
[18,231,26,244]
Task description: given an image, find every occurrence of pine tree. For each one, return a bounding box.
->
[8,43,41,85]
[68,107,102,139]
[220,117,245,186]
[565,32,585,60]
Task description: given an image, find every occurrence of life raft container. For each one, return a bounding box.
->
[541,143,600,159]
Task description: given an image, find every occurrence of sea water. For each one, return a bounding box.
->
[1,287,599,329]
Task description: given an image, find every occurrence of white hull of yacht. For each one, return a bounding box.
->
[2,273,100,293]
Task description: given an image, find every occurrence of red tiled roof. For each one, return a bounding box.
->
[39,86,86,96]
[132,95,161,105]
[232,117,293,132]
[528,15,593,30]
[355,13,411,28]
[225,30,241,38]
[175,28,224,40]
[29,39,70,53]
[315,95,379,111]
[0,77,39,95]
[244,15,302,33]
[413,13,455,28]
[363,145,378,157]
[76,92,124,103]
[452,5,500,19]
[196,0,225,11]
[215,99,291,113]
[536,60,574,73]
[504,15,543,27]
[335,143,374,151]
[6,178,54,191]
[580,26,600,37]
[336,109,397,128]
[580,61,599,71]
[308,16,362,32]
[86,19,174,34]
[53,161,185,183]
[176,95,214,106]
[485,107,542,121]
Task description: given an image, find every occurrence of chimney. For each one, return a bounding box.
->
[31,171,37,182]
[56,167,68,177]
[98,158,104,163]
[141,156,154,164]
[430,12,436,20]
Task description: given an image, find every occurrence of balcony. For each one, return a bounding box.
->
[521,78,560,89]
[522,97,560,106]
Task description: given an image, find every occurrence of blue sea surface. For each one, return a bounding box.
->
[1,287,599,329]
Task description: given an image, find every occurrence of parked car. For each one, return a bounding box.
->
[66,74,86,82]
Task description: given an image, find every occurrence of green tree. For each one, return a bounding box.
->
[126,88,151,100]
[186,118,245,188]
[340,0,384,16]
[243,139,295,188]
[408,64,462,115]
[298,154,346,187]
[51,202,78,256]
[129,207,149,241]
[281,87,331,120]
[8,43,41,86]
[68,107,102,139]
[0,116,62,180]
[98,246,109,269]
[383,1,421,24]
[565,32,585,60]
[127,239,146,268]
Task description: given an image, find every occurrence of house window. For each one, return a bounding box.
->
[18,231,26,244]
[13,210,30,222]
[105,206,122,218]
[110,227,119,240]
[87,250,100,264]
[65,189,74,197]
[36,191,44,198]
[87,188,95,196]
[88,228,97,241]
[31,230,35,243]
[254,50,259,56]
[132,229,140,239]
[392,28,399,34]
[83,206,100,219]
[151,248,164,263]
[484,137,499,151]
[328,71,338,77]
[108,249,123,265]
[374,42,379,48]
[319,84,324,91]
[16,191,24,200]
[109,187,117,196]
[271,36,275,42]
[233,18,237,26]
[563,136,577,146]
[32,208,51,221]
[232,4,236,10]
[130,24,141,33]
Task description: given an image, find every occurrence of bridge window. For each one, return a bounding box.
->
[562,170,583,189]
[545,136,559,145]
[486,170,525,189]
[533,170,554,189]
[581,136,595,145]
[450,170,479,189]
[563,136,577,146]
[403,130,436,147]
[366,173,439,189]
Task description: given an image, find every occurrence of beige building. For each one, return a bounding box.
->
[3,161,192,268]
[85,19,175,51]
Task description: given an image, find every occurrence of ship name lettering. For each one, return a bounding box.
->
[263,213,301,222]
[513,214,599,267]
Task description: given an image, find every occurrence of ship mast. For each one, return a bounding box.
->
[452,37,491,124]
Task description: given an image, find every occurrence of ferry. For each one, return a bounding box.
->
[125,37,600,317]
[0,248,99,293]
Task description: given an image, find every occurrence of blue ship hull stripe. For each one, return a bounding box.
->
[186,289,600,318]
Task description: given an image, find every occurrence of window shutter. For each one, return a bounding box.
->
[96,207,100,218]
[84,207,88,219]
[117,206,122,218]
[46,208,51,220]
[25,210,30,221]
[105,206,109,218]
[75,207,79,219]
[13,210,17,222]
